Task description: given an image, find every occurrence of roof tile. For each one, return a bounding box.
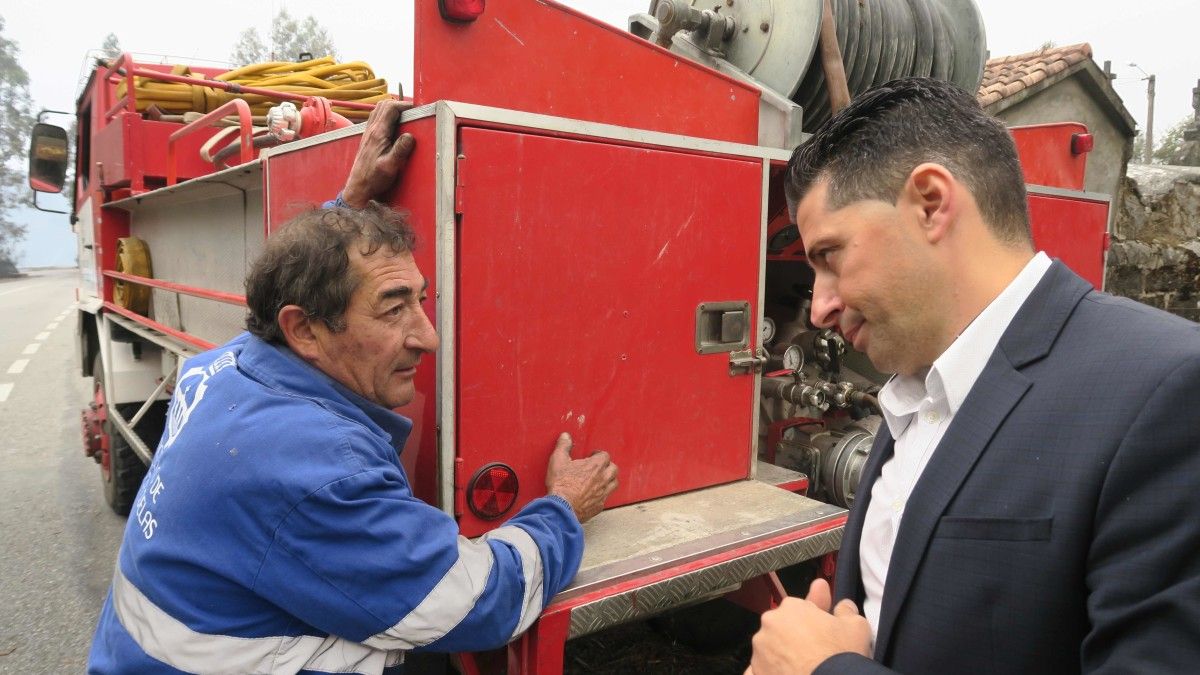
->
[977,43,1093,105]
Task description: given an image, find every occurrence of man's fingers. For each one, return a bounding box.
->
[374,99,403,127]
[364,99,383,124]
[807,578,832,613]
[553,432,574,458]
[388,132,416,164]
[833,599,861,618]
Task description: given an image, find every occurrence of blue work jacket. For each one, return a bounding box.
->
[88,333,582,673]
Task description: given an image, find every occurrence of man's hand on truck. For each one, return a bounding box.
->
[745,578,871,675]
[341,99,416,208]
[545,432,619,523]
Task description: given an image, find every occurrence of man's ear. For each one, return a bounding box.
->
[901,163,957,244]
[277,305,322,361]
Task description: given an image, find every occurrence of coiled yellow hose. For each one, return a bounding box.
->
[117,57,389,120]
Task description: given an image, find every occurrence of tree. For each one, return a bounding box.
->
[1152,117,1194,165]
[229,10,338,66]
[1131,118,1200,166]
[101,32,121,60]
[230,27,267,67]
[0,15,34,275]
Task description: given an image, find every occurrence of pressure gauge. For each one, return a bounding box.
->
[761,317,776,344]
[782,345,804,372]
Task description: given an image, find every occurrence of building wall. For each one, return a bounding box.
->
[993,74,1131,200]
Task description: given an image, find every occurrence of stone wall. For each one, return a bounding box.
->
[1106,164,1200,322]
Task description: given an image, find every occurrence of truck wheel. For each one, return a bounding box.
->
[93,354,149,516]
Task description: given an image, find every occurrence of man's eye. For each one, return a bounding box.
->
[386,305,403,316]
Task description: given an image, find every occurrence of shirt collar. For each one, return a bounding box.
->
[878,252,1053,439]
[237,333,414,454]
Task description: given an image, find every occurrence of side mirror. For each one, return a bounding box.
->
[29,123,70,194]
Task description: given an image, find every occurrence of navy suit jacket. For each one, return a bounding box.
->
[818,261,1200,674]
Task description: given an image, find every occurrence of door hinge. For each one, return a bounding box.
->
[454,153,467,215]
[453,456,466,517]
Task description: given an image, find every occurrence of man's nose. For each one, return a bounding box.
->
[407,306,440,352]
[809,279,843,329]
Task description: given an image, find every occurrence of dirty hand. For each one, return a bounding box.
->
[746,579,871,675]
[545,433,618,523]
[341,99,415,208]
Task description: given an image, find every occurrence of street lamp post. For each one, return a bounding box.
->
[1130,63,1156,164]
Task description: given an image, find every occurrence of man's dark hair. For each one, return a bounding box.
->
[245,202,416,344]
[785,77,1031,245]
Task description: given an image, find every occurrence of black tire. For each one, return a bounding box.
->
[93,354,153,516]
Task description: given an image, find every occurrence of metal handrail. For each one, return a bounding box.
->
[102,52,137,120]
[103,301,216,352]
[103,270,246,306]
[166,99,254,185]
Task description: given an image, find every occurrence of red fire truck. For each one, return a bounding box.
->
[28,0,1111,671]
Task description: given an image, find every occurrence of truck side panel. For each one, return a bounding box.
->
[454,126,764,535]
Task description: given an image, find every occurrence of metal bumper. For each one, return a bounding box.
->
[549,479,846,638]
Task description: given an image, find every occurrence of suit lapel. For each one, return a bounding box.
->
[834,430,895,604]
[870,260,1092,659]
[872,356,1031,658]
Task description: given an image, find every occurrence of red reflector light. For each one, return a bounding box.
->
[467,463,519,520]
[439,0,485,22]
[1071,133,1095,155]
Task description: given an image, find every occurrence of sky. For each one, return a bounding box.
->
[5,0,1198,267]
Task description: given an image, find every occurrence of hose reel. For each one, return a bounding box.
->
[114,237,152,316]
[637,0,987,133]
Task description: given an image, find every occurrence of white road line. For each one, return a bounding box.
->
[46,323,60,330]
[22,343,40,355]
[7,360,29,375]
[34,332,50,341]
[0,284,41,299]
[0,383,12,403]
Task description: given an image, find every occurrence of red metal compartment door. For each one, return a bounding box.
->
[456,127,763,536]
[1028,192,1109,289]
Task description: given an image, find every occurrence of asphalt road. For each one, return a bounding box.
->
[0,269,124,672]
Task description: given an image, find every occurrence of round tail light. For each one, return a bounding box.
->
[467,463,519,520]
[439,0,485,22]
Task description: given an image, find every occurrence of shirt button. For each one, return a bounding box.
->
[924,410,941,424]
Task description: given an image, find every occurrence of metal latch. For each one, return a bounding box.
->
[729,348,768,375]
[696,301,751,354]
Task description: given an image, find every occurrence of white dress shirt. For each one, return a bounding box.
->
[859,252,1053,643]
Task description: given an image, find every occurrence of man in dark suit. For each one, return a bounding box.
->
[746,77,1200,674]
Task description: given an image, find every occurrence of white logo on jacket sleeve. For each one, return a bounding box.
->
[162,352,237,449]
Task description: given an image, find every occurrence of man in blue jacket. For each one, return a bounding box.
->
[88,100,619,673]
